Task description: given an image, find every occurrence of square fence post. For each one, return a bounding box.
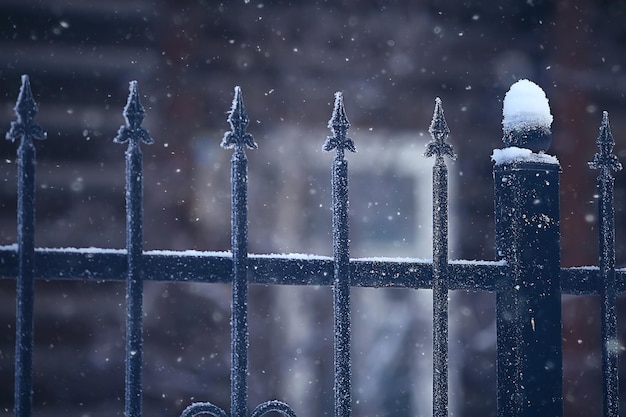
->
[494,160,562,417]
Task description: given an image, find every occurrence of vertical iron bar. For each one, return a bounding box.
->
[425,98,456,417]
[6,75,46,417]
[599,173,618,417]
[323,92,355,417]
[125,138,144,417]
[221,87,257,417]
[114,81,154,417]
[589,111,622,417]
[332,152,350,417]
[432,159,449,417]
[231,148,249,417]
[15,135,35,417]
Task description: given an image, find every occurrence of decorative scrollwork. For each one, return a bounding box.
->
[221,86,257,151]
[589,111,622,177]
[114,80,154,146]
[179,400,298,417]
[250,400,298,417]
[180,402,229,417]
[323,92,355,156]
[425,97,456,162]
[6,75,46,143]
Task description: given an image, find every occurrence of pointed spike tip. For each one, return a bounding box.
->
[123,80,146,124]
[602,110,609,129]
[6,74,46,142]
[228,86,248,125]
[19,75,32,98]
[127,81,139,105]
[598,110,614,146]
[428,97,450,138]
[221,86,256,150]
[15,74,38,122]
[323,92,355,153]
[115,80,154,145]
[589,110,622,173]
[328,91,350,130]
[425,97,456,161]
[232,86,243,110]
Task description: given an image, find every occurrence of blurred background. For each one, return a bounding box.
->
[1,1,625,416]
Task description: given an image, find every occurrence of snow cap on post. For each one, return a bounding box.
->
[502,79,553,152]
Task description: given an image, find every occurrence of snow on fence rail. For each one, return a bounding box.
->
[0,75,623,417]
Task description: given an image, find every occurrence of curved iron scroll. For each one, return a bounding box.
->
[250,401,298,417]
[181,402,229,417]
[180,400,297,417]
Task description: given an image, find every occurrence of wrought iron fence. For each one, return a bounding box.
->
[1,74,624,417]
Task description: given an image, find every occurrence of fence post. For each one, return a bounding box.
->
[493,152,562,416]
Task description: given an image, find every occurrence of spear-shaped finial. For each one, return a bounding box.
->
[323,92,356,154]
[425,97,456,161]
[114,81,154,146]
[221,86,257,150]
[589,111,622,174]
[6,75,46,143]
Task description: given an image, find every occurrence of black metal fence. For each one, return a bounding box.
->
[1,75,624,417]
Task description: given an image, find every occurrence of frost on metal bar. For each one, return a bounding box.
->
[6,74,46,417]
[225,86,255,417]
[323,92,355,417]
[114,80,154,417]
[425,97,456,417]
[588,111,622,417]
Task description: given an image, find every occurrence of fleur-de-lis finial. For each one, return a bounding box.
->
[6,75,47,143]
[114,80,154,146]
[425,97,456,161]
[589,111,622,175]
[323,92,356,154]
[221,86,257,150]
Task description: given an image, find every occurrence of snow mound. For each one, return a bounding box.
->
[491,147,559,165]
[502,79,553,133]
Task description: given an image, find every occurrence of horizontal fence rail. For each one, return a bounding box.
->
[1,248,625,294]
[1,75,623,417]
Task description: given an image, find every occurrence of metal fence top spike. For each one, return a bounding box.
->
[425,97,456,161]
[589,110,622,173]
[323,91,356,154]
[6,74,46,143]
[15,75,38,124]
[123,80,146,129]
[221,86,257,150]
[328,91,351,131]
[114,80,154,146]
